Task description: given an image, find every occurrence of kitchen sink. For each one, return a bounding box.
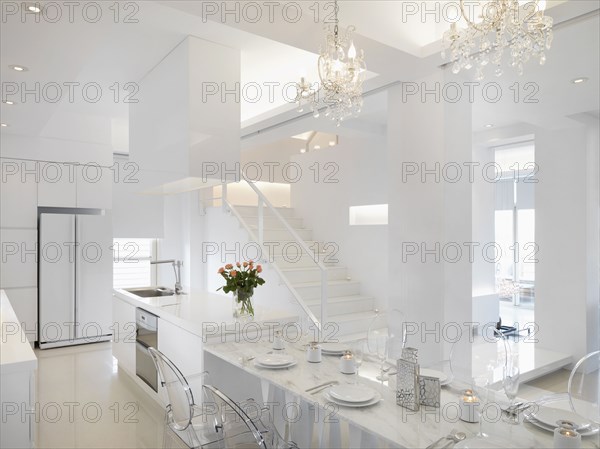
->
[125,287,176,298]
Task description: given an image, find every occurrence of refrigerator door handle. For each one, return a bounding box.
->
[74,214,79,339]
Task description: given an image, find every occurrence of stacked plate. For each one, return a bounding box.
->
[254,354,297,370]
[323,384,381,408]
[420,368,450,386]
[320,342,350,356]
[524,405,599,436]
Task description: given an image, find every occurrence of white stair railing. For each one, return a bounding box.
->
[222,180,328,338]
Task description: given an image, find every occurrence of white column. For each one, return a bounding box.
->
[535,123,599,361]
[387,72,473,366]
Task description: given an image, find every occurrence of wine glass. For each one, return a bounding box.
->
[503,363,521,424]
[473,374,491,439]
[375,332,389,382]
[353,340,365,384]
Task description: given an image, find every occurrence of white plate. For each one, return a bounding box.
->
[527,405,591,430]
[322,351,345,356]
[255,354,295,367]
[320,342,350,353]
[254,361,297,370]
[420,368,450,385]
[323,390,381,408]
[524,407,599,436]
[455,436,515,448]
[329,385,376,403]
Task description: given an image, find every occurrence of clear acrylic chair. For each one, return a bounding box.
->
[568,350,600,425]
[147,347,222,449]
[387,308,406,361]
[202,384,298,449]
[447,327,513,389]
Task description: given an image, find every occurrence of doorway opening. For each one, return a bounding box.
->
[494,142,536,318]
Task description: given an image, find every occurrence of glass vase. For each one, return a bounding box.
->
[232,290,254,322]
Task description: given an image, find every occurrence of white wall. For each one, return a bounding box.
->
[241,138,307,183]
[290,136,389,311]
[535,122,600,361]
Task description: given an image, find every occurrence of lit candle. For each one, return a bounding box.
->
[273,330,285,350]
[553,426,582,449]
[459,389,480,423]
[340,351,356,374]
[306,342,322,363]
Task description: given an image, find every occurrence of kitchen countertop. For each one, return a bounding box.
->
[0,290,37,373]
[113,288,299,339]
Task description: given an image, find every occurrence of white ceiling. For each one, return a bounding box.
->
[0,1,598,151]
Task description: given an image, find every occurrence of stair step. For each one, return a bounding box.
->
[306,295,374,316]
[281,266,347,283]
[243,216,304,229]
[326,311,380,337]
[337,326,388,344]
[256,228,313,241]
[272,256,337,269]
[235,205,295,218]
[293,280,361,300]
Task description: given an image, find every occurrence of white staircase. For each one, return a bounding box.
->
[233,205,378,338]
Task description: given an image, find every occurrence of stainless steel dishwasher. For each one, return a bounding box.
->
[136,308,158,392]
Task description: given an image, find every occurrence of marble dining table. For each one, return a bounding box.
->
[203,338,599,449]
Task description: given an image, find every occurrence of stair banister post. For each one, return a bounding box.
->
[258,199,264,246]
[320,269,328,342]
[222,182,228,213]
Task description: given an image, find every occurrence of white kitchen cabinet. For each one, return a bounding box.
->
[2,288,37,343]
[37,162,77,208]
[37,162,112,209]
[112,296,137,376]
[157,318,205,394]
[0,229,37,289]
[0,158,38,229]
[76,164,112,209]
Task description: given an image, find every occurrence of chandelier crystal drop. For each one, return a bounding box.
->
[442,0,553,79]
[295,0,366,126]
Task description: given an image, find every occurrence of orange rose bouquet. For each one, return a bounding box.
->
[217,261,265,316]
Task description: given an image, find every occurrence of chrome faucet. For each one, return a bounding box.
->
[151,259,184,295]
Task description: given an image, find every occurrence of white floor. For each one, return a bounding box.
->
[499,301,535,328]
[35,342,168,449]
[33,341,572,449]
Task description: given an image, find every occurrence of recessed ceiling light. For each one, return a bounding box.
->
[26,4,42,13]
[0,123,8,127]
[300,148,306,154]
[484,124,495,128]
[572,77,588,84]
[3,100,15,105]
[9,65,28,72]
[314,145,321,150]
[329,141,336,146]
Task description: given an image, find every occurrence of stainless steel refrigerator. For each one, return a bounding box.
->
[38,208,113,349]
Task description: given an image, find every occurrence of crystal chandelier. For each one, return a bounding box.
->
[295,0,366,126]
[442,0,553,79]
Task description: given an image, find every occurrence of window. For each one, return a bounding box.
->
[113,238,156,288]
[349,204,388,226]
